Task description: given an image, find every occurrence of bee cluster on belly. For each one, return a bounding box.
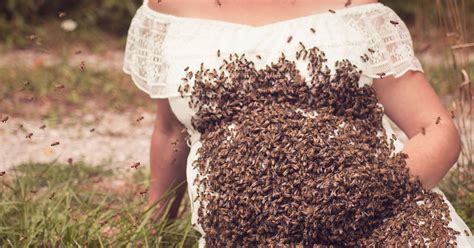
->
[177,41,459,247]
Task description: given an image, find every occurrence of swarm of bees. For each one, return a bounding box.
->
[177,41,459,247]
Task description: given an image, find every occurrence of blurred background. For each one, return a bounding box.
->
[0,0,472,246]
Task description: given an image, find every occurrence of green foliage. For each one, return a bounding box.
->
[0,161,199,247]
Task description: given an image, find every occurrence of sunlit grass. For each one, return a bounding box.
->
[0,161,200,247]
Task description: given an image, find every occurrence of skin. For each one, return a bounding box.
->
[146,0,461,221]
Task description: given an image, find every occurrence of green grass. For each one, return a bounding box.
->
[0,161,200,247]
[0,63,155,125]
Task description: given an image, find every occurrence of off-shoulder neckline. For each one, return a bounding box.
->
[141,0,385,30]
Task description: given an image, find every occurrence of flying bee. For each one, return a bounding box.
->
[89,128,95,132]
[390,20,399,26]
[51,141,60,146]
[25,133,33,139]
[136,116,144,122]
[345,0,352,7]
[49,192,56,200]
[328,9,336,14]
[131,162,141,169]
[287,36,293,43]
[435,116,441,124]
[376,72,386,79]
[1,116,8,123]
[58,11,66,18]
[40,124,46,129]
[67,157,73,165]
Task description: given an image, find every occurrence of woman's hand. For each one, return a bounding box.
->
[372,70,461,190]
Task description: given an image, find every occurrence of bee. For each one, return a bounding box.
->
[217,49,221,58]
[139,189,148,195]
[376,72,386,79]
[74,50,82,55]
[1,116,8,123]
[0,171,5,176]
[450,110,455,119]
[136,116,144,122]
[40,124,46,129]
[80,61,85,71]
[25,133,33,139]
[310,27,316,34]
[368,48,375,53]
[328,9,336,14]
[58,11,66,18]
[131,162,141,169]
[89,128,95,132]
[391,133,397,141]
[256,55,262,60]
[184,66,189,71]
[435,116,441,124]
[345,0,352,7]
[49,192,56,200]
[390,20,399,26]
[54,84,65,90]
[51,141,60,146]
[421,127,426,135]
[67,157,73,165]
[287,36,293,43]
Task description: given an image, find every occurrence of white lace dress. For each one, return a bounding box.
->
[123,0,474,247]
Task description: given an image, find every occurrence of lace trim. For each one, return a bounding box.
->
[341,5,424,80]
[122,7,176,99]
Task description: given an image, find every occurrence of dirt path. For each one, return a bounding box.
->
[0,111,155,173]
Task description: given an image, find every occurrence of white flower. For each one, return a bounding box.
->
[61,19,77,32]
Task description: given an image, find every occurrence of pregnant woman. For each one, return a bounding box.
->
[123,0,474,246]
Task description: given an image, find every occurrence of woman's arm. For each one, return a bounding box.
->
[149,99,190,220]
[372,70,462,190]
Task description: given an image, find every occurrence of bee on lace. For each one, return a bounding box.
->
[310,27,316,34]
[390,20,399,26]
[184,66,190,72]
[345,0,352,7]
[391,133,397,141]
[58,11,66,18]
[376,72,386,79]
[435,116,441,124]
[450,110,455,119]
[131,162,141,170]
[299,41,306,50]
[328,9,336,14]
[1,116,8,123]
[89,128,95,132]
[256,55,262,60]
[217,49,221,58]
[136,116,144,122]
[54,84,65,90]
[368,48,375,53]
[287,36,293,43]
[80,61,85,71]
[51,141,60,146]
[40,124,46,129]
[25,132,33,139]
[49,192,56,200]
[0,171,5,176]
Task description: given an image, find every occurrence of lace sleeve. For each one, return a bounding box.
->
[361,6,424,79]
[122,7,172,99]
